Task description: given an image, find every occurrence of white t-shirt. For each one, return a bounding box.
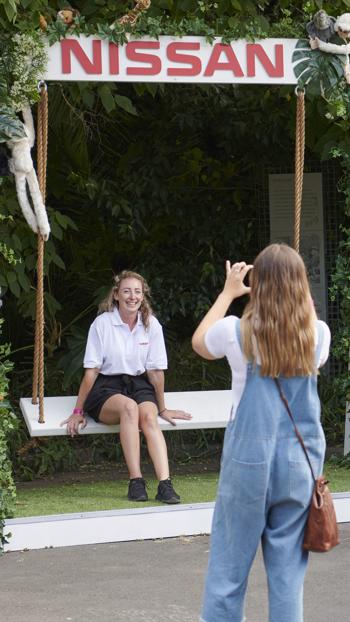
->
[204,316,331,420]
[83,308,168,375]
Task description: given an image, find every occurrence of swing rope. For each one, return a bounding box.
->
[31,83,48,424]
[294,88,305,254]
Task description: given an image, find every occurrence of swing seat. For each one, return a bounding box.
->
[20,390,232,437]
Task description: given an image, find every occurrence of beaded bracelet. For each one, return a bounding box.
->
[72,408,84,415]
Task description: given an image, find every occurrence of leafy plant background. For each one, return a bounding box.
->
[0,1,349,487]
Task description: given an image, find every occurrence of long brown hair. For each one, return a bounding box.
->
[240,244,316,377]
[98,270,153,328]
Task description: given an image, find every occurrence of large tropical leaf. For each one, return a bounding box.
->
[292,38,345,97]
[0,106,25,142]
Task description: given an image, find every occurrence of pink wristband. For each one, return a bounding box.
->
[73,408,84,415]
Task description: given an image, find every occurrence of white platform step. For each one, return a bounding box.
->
[4,503,214,551]
[20,390,232,436]
[4,494,350,552]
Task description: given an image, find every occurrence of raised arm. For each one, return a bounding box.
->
[192,261,252,359]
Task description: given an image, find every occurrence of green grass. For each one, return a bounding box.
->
[13,464,350,518]
[324,463,350,493]
[14,473,219,518]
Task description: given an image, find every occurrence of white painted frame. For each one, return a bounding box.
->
[4,494,350,552]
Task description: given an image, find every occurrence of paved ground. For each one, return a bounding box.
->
[1,523,349,622]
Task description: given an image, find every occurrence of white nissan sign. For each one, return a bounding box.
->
[44,36,299,84]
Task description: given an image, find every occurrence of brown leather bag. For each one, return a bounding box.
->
[275,379,340,553]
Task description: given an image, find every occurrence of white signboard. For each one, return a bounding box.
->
[269,173,326,320]
[44,36,299,84]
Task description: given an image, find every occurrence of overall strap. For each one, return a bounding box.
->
[274,378,317,483]
[235,319,253,375]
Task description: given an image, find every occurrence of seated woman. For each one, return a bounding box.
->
[62,270,191,504]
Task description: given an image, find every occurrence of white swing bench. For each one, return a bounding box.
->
[20,390,232,437]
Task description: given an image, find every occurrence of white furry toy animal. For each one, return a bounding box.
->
[310,13,350,84]
[6,106,50,240]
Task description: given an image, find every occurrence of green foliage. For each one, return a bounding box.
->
[0,321,17,552]
[0,226,18,552]
[57,326,87,390]
[319,373,347,445]
[0,216,19,264]
[96,83,138,116]
[0,184,77,321]
[43,2,306,45]
[0,31,47,112]
[14,435,79,480]
[269,8,306,38]
[0,0,349,42]
[3,0,330,45]
[329,147,350,405]
[0,28,46,150]
[10,414,124,481]
[0,0,20,23]
[0,0,47,27]
[7,32,47,110]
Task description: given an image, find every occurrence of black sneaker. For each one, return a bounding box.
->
[155,478,180,504]
[128,477,148,501]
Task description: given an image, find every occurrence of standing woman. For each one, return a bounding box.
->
[192,244,330,622]
[62,270,191,504]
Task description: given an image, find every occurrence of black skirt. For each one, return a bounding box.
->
[83,373,158,422]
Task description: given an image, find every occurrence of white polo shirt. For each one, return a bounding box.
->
[83,308,168,375]
[205,316,331,420]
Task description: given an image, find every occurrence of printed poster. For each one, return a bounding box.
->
[268,173,326,320]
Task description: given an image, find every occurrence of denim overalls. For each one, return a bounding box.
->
[201,322,326,622]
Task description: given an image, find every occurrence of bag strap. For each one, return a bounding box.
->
[274,378,317,484]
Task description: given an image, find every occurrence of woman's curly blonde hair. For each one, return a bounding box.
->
[98,270,153,328]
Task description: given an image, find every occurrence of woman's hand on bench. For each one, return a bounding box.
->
[158,408,192,427]
[60,413,87,437]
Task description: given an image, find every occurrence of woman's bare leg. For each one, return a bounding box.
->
[138,402,169,481]
[99,395,142,479]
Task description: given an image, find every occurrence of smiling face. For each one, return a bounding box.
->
[114,277,144,320]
